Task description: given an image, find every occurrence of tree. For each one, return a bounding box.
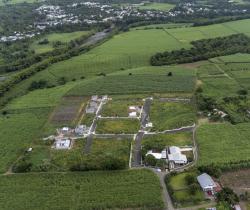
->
[217,187,239,205]
[189,183,200,195]
[185,174,196,185]
[144,155,157,166]
[167,72,173,76]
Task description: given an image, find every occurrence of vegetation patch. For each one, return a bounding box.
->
[150,101,196,131]
[197,123,250,167]
[165,172,207,207]
[96,119,140,134]
[0,169,163,210]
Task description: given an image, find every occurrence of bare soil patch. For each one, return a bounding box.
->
[220,169,250,194]
[50,96,86,125]
[180,61,205,69]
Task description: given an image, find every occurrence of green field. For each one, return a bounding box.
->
[138,2,175,11]
[197,123,250,166]
[0,169,164,210]
[68,66,196,96]
[150,101,196,131]
[142,132,193,149]
[96,119,140,134]
[101,97,143,117]
[31,31,91,54]
[0,109,50,173]
[48,138,131,171]
[0,0,40,5]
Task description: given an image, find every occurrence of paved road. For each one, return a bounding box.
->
[84,119,97,154]
[141,98,152,127]
[132,131,144,167]
[155,171,175,210]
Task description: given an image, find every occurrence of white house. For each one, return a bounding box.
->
[168,153,187,164]
[168,146,187,165]
[197,173,217,192]
[146,149,167,160]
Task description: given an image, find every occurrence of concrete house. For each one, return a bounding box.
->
[197,173,217,193]
[146,149,167,160]
[168,146,187,165]
[55,138,71,149]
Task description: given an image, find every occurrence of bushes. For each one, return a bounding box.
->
[28,80,48,91]
[217,187,239,205]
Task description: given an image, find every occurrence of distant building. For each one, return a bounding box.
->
[55,138,71,149]
[197,173,217,193]
[129,111,137,118]
[75,125,89,135]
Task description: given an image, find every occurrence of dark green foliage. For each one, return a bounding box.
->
[151,34,250,66]
[185,174,196,185]
[144,154,157,166]
[198,164,222,178]
[28,80,48,91]
[38,39,49,45]
[217,187,239,205]
[12,157,32,173]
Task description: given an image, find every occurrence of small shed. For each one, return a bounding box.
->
[129,112,137,117]
[55,139,71,150]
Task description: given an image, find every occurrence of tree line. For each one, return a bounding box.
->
[151,34,250,66]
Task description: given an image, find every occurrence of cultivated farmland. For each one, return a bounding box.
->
[150,101,196,131]
[0,170,164,210]
[197,123,250,166]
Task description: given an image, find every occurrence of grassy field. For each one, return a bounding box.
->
[138,2,175,11]
[101,97,143,117]
[0,0,40,5]
[96,119,140,134]
[142,132,193,149]
[5,83,76,111]
[4,19,250,102]
[197,123,250,166]
[0,169,164,210]
[68,66,196,96]
[31,31,91,54]
[150,101,196,131]
[168,172,206,207]
[0,109,50,173]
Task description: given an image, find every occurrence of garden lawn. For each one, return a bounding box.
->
[0,169,163,210]
[150,101,196,131]
[96,119,140,134]
[168,172,206,207]
[197,123,250,166]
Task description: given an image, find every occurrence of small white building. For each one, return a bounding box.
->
[197,173,217,192]
[146,149,167,160]
[75,125,88,135]
[129,111,137,117]
[55,138,71,149]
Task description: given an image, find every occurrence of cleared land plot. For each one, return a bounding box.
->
[101,98,143,117]
[220,169,250,194]
[68,66,196,96]
[138,2,175,11]
[31,31,91,54]
[197,123,250,166]
[150,101,196,131]
[50,96,85,126]
[168,172,206,207]
[96,119,140,134]
[0,109,49,173]
[142,132,193,149]
[81,113,95,127]
[0,170,164,210]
